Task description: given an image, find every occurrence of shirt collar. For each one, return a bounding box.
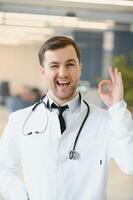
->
[44,92,80,113]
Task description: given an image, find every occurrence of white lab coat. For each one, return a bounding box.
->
[0,99,133,200]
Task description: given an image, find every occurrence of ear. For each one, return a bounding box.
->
[40,66,45,77]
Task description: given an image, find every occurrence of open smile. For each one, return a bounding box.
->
[56,80,71,87]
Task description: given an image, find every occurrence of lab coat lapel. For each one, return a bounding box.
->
[61,99,88,141]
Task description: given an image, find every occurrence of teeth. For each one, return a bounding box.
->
[57,80,70,84]
[59,82,68,84]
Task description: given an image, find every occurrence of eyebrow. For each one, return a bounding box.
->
[66,59,77,63]
[48,61,59,65]
[48,59,77,66]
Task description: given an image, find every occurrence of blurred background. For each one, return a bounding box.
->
[0,0,133,199]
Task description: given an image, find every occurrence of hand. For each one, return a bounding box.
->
[98,66,124,107]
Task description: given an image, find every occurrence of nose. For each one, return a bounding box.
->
[58,65,68,77]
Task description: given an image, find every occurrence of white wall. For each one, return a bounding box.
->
[0,44,44,94]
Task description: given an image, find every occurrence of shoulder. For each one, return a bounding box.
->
[9,104,35,121]
[9,101,47,121]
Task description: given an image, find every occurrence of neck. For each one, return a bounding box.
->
[47,90,77,106]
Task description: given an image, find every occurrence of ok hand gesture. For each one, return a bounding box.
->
[98,66,124,107]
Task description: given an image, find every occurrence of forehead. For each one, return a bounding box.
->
[44,45,78,64]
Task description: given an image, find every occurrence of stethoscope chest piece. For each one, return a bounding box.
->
[69,150,80,160]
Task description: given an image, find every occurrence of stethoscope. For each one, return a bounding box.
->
[22,93,90,160]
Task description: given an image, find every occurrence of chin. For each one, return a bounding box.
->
[57,92,76,101]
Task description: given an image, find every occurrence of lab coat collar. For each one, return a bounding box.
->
[43,92,80,114]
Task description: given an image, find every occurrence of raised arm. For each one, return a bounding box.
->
[98,67,133,174]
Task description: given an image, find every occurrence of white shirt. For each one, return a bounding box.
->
[0,95,133,200]
[46,93,80,130]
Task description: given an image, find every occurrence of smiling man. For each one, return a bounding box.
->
[0,36,133,200]
[39,37,82,105]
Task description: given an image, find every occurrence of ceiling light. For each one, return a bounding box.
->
[0,12,108,30]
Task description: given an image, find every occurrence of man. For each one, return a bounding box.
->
[0,36,133,200]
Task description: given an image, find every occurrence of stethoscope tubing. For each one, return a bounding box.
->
[22,94,90,160]
[22,96,48,135]
[69,100,90,160]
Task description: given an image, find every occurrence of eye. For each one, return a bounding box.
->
[50,65,58,68]
[67,62,75,67]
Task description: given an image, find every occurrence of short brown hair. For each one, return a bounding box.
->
[38,35,80,67]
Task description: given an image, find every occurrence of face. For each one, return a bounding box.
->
[40,45,82,105]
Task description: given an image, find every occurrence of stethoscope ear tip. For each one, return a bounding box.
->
[27,132,32,135]
[69,150,80,160]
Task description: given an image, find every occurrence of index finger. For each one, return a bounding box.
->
[108,66,116,85]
